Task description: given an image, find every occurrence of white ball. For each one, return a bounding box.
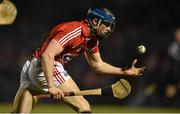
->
[137,45,146,54]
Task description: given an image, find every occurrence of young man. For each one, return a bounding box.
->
[165,27,180,105]
[12,6,145,113]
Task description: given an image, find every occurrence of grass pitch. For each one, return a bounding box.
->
[0,103,180,113]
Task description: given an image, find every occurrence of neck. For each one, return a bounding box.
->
[84,19,96,37]
[87,25,96,38]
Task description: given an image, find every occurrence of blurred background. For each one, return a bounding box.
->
[0,0,180,112]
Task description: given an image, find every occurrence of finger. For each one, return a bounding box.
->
[137,72,142,75]
[137,73,141,76]
[132,59,137,66]
[57,94,62,99]
[59,92,63,99]
[140,67,145,72]
[49,93,55,99]
[57,91,64,99]
[141,66,145,69]
[57,94,61,99]
[55,92,60,99]
[61,92,64,98]
[53,95,57,99]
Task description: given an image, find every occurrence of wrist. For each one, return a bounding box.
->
[120,68,125,75]
[48,85,56,89]
[120,68,128,75]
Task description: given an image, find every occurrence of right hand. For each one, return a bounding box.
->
[122,59,145,76]
[48,86,64,99]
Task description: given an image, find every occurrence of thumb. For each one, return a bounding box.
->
[132,59,137,67]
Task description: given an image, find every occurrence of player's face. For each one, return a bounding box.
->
[97,22,112,38]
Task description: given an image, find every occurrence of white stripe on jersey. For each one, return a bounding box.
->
[61,32,81,46]
[60,29,81,45]
[59,26,82,45]
[59,26,81,43]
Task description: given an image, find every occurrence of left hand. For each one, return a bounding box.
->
[123,59,145,76]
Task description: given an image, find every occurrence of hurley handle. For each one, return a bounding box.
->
[36,88,101,99]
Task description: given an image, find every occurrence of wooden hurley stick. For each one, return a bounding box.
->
[37,79,131,100]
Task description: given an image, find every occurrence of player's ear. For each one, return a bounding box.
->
[92,18,98,26]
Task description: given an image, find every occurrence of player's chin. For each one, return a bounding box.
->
[98,33,110,40]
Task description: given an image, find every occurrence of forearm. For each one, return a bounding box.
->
[41,54,55,88]
[93,61,125,75]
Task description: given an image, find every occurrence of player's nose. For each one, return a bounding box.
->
[106,26,111,33]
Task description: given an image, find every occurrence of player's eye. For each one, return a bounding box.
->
[102,21,111,27]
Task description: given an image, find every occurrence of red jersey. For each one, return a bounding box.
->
[31,20,99,64]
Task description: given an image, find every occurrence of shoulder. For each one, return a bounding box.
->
[50,21,83,35]
[55,21,82,30]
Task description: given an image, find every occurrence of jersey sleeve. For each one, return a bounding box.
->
[88,45,99,54]
[53,31,70,48]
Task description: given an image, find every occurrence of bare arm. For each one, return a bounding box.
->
[84,52,125,75]
[41,39,64,99]
[41,39,63,87]
[84,52,145,76]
